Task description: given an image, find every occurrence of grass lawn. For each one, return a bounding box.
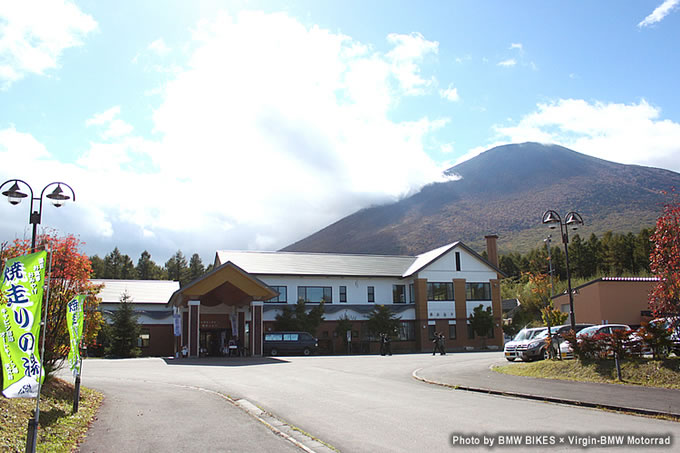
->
[0,377,103,452]
[494,357,680,389]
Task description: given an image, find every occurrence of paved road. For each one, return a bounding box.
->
[72,353,680,452]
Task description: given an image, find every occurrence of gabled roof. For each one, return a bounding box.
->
[215,241,505,278]
[91,279,180,304]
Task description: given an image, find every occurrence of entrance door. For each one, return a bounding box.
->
[199,330,225,356]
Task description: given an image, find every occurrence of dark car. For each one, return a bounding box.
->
[263,332,319,356]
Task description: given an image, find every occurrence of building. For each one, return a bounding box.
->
[94,279,180,356]
[552,277,659,329]
[168,235,505,357]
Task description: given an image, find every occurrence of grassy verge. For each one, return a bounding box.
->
[0,377,103,452]
[494,357,680,389]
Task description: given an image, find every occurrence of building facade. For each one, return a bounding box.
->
[168,236,505,357]
[552,277,659,329]
[94,279,180,357]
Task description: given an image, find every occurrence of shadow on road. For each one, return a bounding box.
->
[162,356,289,367]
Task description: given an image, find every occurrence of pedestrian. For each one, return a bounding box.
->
[181,345,188,358]
[432,332,440,355]
[384,334,392,356]
[380,333,387,356]
[438,333,446,355]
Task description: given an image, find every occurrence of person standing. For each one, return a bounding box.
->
[432,332,440,355]
[437,333,446,355]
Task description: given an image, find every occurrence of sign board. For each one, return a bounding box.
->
[173,314,181,337]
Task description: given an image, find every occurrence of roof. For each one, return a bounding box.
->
[215,250,417,278]
[216,241,504,278]
[552,276,659,298]
[91,279,180,304]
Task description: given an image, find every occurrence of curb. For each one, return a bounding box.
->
[411,368,680,420]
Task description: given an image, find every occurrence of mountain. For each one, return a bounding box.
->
[282,143,680,255]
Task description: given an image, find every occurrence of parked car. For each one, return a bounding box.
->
[503,327,547,361]
[521,324,595,360]
[634,317,680,356]
[263,331,319,356]
[559,324,631,359]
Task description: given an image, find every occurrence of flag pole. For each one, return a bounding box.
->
[25,247,53,453]
[72,299,87,414]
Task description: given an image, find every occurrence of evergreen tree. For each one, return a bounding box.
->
[137,250,165,280]
[469,304,494,348]
[106,291,141,358]
[90,254,106,278]
[273,299,325,335]
[104,247,137,279]
[165,250,190,286]
[189,253,206,282]
[365,305,401,338]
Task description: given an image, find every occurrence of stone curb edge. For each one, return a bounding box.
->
[411,368,680,420]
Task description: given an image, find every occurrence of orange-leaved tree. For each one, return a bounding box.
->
[649,193,680,322]
[1,233,103,376]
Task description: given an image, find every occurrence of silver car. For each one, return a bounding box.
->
[504,327,548,361]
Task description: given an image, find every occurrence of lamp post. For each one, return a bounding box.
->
[541,210,584,332]
[1,179,76,252]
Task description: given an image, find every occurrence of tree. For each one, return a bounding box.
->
[106,291,141,358]
[334,314,355,352]
[469,304,494,348]
[365,305,401,338]
[136,250,165,280]
[189,253,206,282]
[102,247,137,279]
[0,234,103,375]
[273,299,325,335]
[649,194,680,317]
[165,250,190,286]
[90,254,106,278]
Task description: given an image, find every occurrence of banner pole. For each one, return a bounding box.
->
[25,247,53,453]
[72,302,87,414]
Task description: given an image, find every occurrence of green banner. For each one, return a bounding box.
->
[67,295,85,377]
[0,251,47,398]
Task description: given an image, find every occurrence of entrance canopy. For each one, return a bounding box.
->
[167,261,277,308]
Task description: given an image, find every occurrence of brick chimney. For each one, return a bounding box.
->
[485,234,499,268]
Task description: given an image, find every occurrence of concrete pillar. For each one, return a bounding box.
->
[453,278,467,345]
[414,278,428,352]
[490,279,503,346]
[251,301,263,357]
[188,300,200,358]
[238,311,246,347]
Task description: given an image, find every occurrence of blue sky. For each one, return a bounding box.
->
[1,0,679,264]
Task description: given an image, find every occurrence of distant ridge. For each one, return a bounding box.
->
[282,142,680,255]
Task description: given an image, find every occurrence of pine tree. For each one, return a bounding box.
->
[365,305,401,338]
[189,253,206,282]
[137,250,165,280]
[106,291,141,358]
[165,250,189,286]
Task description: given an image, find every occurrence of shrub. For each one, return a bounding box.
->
[636,321,674,359]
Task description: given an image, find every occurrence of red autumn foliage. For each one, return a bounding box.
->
[649,192,680,318]
[1,232,103,376]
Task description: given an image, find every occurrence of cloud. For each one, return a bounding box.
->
[638,0,679,27]
[509,43,523,52]
[148,38,171,56]
[1,12,449,261]
[85,106,134,139]
[497,59,516,67]
[439,84,460,102]
[385,32,439,95]
[472,98,680,172]
[0,0,97,88]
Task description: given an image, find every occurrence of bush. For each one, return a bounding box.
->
[635,321,674,359]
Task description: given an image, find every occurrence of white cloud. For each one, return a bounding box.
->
[0,12,449,259]
[497,58,516,67]
[509,43,523,52]
[148,38,171,56]
[468,98,680,172]
[86,106,134,139]
[0,0,97,88]
[386,32,438,95]
[439,84,460,102]
[638,0,679,27]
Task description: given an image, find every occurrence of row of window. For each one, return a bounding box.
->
[428,323,495,340]
[266,282,492,304]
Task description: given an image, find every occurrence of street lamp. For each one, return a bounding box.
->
[541,210,584,332]
[1,179,76,252]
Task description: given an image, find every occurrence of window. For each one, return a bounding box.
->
[409,284,415,303]
[138,328,150,348]
[455,252,461,271]
[465,283,491,301]
[392,285,406,303]
[427,282,454,301]
[297,286,332,303]
[266,286,287,303]
[265,333,283,341]
[283,333,299,341]
[448,322,457,340]
[488,326,495,339]
[397,321,415,341]
[367,286,375,303]
[467,324,475,340]
[340,286,347,303]
[428,324,436,340]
